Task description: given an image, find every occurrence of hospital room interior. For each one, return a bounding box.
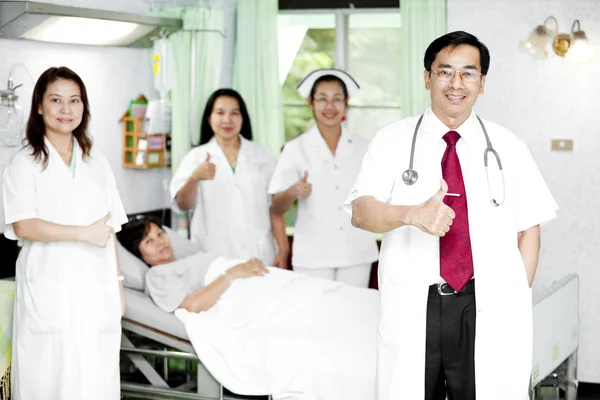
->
[0,0,597,399]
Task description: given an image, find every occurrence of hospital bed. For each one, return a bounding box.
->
[531,273,579,400]
[121,287,270,400]
[121,274,579,400]
[117,224,272,399]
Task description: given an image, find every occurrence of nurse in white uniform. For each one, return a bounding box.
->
[3,67,128,400]
[171,89,289,268]
[269,69,378,287]
[347,31,558,400]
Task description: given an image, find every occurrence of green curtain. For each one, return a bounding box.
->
[400,0,447,118]
[153,7,224,170]
[233,0,284,155]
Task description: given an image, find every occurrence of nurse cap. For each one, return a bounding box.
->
[296,68,360,98]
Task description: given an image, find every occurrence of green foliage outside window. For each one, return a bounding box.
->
[282,29,335,143]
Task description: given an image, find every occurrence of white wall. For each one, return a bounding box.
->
[448,0,600,382]
[0,0,172,229]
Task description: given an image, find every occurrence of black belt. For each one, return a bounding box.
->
[429,279,475,296]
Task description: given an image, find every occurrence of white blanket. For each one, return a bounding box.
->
[175,263,379,400]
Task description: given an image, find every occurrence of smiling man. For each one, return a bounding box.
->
[346,31,558,400]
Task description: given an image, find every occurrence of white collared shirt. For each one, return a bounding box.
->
[170,136,278,264]
[268,126,379,268]
[346,108,559,284]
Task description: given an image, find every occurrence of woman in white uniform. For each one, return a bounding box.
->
[269,69,378,287]
[171,89,289,268]
[2,67,128,400]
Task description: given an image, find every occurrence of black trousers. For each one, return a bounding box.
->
[424,281,476,400]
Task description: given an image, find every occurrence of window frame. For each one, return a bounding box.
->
[279,7,401,111]
[279,0,399,10]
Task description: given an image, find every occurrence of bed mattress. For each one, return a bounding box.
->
[123,287,189,340]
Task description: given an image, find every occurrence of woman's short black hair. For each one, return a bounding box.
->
[117,215,163,261]
[309,75,349,100]
[199,88,253,145]
[423,31,491,75]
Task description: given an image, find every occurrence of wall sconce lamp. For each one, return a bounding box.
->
[520,16,595,63]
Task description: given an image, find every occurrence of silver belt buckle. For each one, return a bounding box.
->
[437,282,457,296]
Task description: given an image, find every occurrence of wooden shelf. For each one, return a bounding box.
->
[121,117,171,169]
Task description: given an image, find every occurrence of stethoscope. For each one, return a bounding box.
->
[401,114,505,207]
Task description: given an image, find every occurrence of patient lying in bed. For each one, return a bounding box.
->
[118,216,272,314]
[118,216,379,400]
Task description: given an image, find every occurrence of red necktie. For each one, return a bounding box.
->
[440,130,474,292]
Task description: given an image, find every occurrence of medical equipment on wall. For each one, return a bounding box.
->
[402,114,506,207]
[152,36,173,99]
[0,75,24,147]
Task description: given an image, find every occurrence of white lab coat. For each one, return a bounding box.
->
[268,126,378,269]
[170,136,278,264]
[3,140,128,400]
[346,109,559,400]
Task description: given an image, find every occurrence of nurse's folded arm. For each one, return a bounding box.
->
[175,152,216,211]
[12,211,114,247]
[271,171,311,215]
[351,179,455,237]
[178,258,269,313]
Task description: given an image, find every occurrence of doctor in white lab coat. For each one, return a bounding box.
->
[347,32,558,400]
[269,69,378,287]
[3,67,128,400]
[171,89,289,268]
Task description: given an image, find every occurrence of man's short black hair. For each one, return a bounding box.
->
[424,31,490,75]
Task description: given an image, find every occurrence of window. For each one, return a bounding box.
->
[278,9,401,142]
[278,13,335,141]
[279,0,399,10]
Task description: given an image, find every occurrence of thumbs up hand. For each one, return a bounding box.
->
[83,212,114,247]
[410,179,456,237]
[294,171,312,200]
[192,153,216,181]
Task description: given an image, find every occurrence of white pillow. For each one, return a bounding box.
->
[168,228,202,259]
[116,240,147,291]
[117,226,201,291]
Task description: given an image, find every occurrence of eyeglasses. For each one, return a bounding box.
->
[431,68,483,83]
[312,98,346,107]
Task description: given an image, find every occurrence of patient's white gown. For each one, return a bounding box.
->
[144,252,217,313]
[2,141,128,400]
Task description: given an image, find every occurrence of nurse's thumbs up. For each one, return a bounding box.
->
[192,152,216,181]
[83,212,114,248]
[411,179,456,237]
[295,171,312,200]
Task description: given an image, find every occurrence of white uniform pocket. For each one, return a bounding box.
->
[196,180,228,235]
[25,282,70,334]
[91,281,122,333]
